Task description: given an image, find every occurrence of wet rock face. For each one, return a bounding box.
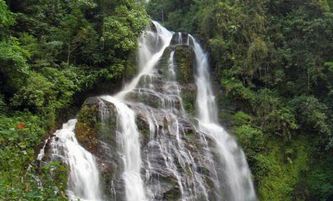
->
[170,32,190,46]
[151,43,198,116]
[159,44,196,84]
[75,104,98,153]
[75,97,124,200]
[72,32,221,201]
[124,42,197,114]
[75,97,115,154]
[74,98,217,200]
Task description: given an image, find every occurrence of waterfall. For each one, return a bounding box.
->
[116,21,173,99]
[191,36,258,201]
[39,21,257,201]
[100,21,173,201]
[47,119,102,201]
[101,96,148,201]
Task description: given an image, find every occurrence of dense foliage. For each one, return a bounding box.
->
[148,0,333,200]
[1,0,332,200]
[0,0,148,199]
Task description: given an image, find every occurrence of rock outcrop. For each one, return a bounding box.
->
[68,32,219,201]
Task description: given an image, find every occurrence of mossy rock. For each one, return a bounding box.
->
[163,186,181,201]
[174,45,195,84]
[157,44,195,84]
[75,121,98,153]
[157,46,175,80]
[96,101,118,146]
[180,84,197,116]
[157,43,195,85]
[75,97,124,200]
[75,104,99,153]
[75,97,118,154]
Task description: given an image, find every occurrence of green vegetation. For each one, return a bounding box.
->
[148,0,333,200]
[0,0,148,199]
[1,0,332,200]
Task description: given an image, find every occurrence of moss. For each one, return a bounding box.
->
[181,87,197,115]
[96,102,118,145]
[75,121,98,152]
[164,187,181,201]
[77,104,98,127]
[161,176,182,201]
[75,104,99,152]
[174,45,195,84]
[75,100,120,152]
[157,44,195,84]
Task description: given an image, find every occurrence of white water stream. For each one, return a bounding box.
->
[100,21,173,201]
[191,36,257,201]
[48,119,102,201]
[39,21,257,201]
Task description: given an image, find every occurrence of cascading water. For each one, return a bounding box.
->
[191,36,257,201]
[44,119,102,201]
[38,21,257,201]
[100,21,173,201]
[116,21,173,99]
[101,96,148,201]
